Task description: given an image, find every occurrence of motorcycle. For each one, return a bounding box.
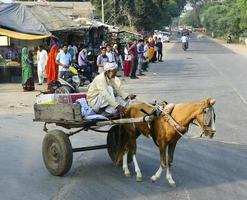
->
[71,52,93,87]
[182,42,188,51]
[227,36,232,44]
[55,66,80,94]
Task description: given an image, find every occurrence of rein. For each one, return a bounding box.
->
[161,112,203,139]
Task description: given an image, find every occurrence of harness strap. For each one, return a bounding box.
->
[161,112,188,133]
[149,120,159,147]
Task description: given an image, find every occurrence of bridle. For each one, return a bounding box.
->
[199,104,216,138]
[161,103,216,139]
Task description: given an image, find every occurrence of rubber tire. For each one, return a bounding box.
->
[55,85,73,94]
[42,130,73,176]
[107,125,132,166]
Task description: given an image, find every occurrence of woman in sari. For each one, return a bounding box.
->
[46,44,59,84]
[148,37,155,62]
[21,47,35,91]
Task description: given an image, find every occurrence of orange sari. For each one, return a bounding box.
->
[46,45,59,83]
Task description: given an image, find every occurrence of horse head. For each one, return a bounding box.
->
[195,98,216,138]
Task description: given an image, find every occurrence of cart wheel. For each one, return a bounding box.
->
[42,129,73,176]
[107,125,132,166]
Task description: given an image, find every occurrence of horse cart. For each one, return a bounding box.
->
[33,103,153,176]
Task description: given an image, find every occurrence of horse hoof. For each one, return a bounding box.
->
[136,176,142,182]
[125,172,131,177]
[168,182,176,188]
[150,176,156,183]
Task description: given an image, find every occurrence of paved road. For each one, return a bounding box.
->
[1,35,247,200]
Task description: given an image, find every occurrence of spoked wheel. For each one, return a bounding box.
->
[42,130,73,176]
[54,86,72,103]
[107,125,132,166]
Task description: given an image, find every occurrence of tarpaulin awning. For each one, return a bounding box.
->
[0,28,51,40]
[29,5,80,32]
[0,3,50,36]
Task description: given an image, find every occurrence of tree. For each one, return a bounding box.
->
[90,0,186,30]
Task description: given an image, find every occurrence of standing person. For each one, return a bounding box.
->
[106,45,115,63]
[137,39,145,76]
[46,44,59,84]
[72,43,78,61]
[78,45,93,82]
[143,40,149,72]
[156,38,163,62]
[21,47,35,91]
[128,39,138,79]
[148,37,155,62]
[153,36,158,63]
[115,38,124,70]
[68,44,74,62]
[112,44,120,70]
[56,43,72,78]
[97,47,109,74]
[37,45,48,85]
[124,43,131,77]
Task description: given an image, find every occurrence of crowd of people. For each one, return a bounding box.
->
[20,35,164,92]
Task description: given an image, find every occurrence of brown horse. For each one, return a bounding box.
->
[120,98,216,187]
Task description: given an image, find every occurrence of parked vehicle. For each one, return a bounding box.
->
[71,63,92,87]
[55,66,80,93]
[162,32,171,42]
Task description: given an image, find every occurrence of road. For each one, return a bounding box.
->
[1,35,247,200]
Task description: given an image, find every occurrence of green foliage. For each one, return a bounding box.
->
[90,0,186,30]
[182,0,244,37]
[181,10,201,27]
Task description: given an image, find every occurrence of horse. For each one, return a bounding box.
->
[119,98,216,187]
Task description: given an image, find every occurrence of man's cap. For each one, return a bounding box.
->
[104,62,117,72]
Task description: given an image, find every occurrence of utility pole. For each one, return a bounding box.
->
[113,0,116,26]
[101,0,105,23]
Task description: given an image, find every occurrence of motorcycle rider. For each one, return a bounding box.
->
[78,45,93,82]
[181,34,189,50]
[227,35,232,44]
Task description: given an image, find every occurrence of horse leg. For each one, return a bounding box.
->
[133,154,142,182]
[166,145,176,187]
[150,142,165,182]
[122,151,131,177]
[168,141,177,164]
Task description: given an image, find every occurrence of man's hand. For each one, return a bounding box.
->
[127,94,136,100]
[116,105,126,116]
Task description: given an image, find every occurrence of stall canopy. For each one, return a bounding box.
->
[0,2,51,39]
[29,5,80,32]
[74,18,119,32]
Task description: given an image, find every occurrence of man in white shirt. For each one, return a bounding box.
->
[37,45,48,85]
[106,45,115,63]
[181,34,189,49]
[97,47,109,74]
[56,43,72,78]
[181,35,188,43]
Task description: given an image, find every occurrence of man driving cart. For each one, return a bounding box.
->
[87,62,136,116]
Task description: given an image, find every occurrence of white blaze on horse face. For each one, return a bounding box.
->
[211,111,216,132]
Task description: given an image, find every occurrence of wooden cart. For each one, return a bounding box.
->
[34,103,153,176]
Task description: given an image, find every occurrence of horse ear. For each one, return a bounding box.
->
[209,98,216,105]
[205,98,216,106]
